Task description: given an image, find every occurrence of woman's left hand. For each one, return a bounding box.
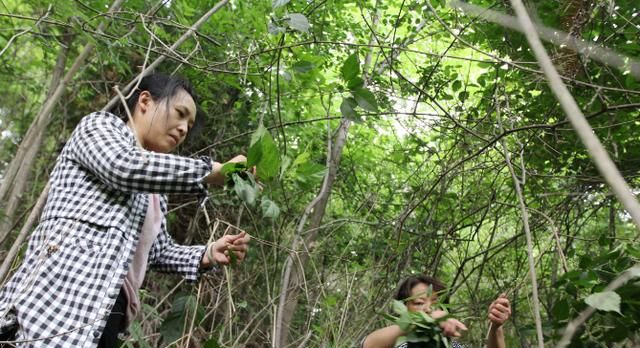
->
[205,232,251,266]
[488,294,511,327]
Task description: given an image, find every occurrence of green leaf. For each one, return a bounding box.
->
[585,291,622,314]
[204,338,222,348]
[272,0,290,9]
[392,300,407,315]
[396,311,414,332]
[127,321,153,348]
[220,162,247,177]
[285,13,310,33]
[341,53,360,82]
[232,173,257,206]
[296,162,326,188]
[340,97,359,121]
[256,131,280,180]
[347,76,364,90]
[268,22,286,35]
[279,155,292,180]
[261,198,281,219]
[353,88,378,112]
[292,151,310,167]
[292,60,314,73]
[229,249,238,266]
[452,80,462,91]
[247,139,263,168]
[552,299,570,320]
[250,124,267,146]
[160,295,204,345]
[247,125,281,180]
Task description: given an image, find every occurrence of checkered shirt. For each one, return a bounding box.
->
[395,341,465,348]
[360,336,466,348]
[0,111,214,347]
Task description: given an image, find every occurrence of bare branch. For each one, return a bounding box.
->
[451,1,640,79]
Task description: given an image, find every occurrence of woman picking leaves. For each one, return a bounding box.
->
[0,73,251,347]
[362,274,511,348]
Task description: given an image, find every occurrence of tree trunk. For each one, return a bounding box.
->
[554,0,592,78]
[274,119,350,348]
[0,0,126,246]
[0,30,73,244]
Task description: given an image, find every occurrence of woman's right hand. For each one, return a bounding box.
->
[203,232,251,266]
[205,155,248,186]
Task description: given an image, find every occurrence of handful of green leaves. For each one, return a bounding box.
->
[383,300,452,348]
[220,124,281,219]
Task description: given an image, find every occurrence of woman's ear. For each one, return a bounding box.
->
[137,91,153,114]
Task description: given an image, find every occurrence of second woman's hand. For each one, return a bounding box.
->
[432,310,468,337]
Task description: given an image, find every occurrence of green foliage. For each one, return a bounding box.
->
[3,0,640,346]
[340,54,360,82]
[261,198,281,219]
[550,246,640,344]
[231,172,259,207]
[284,13,310,33]
[384,300,451,348]
[159,294,205,345]
[584,291,621,314]
[247,124,281,180]
[223,126,281,218]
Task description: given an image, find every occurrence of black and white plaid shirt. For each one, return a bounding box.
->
[0,112,214,347]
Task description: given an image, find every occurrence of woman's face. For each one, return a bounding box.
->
[133,88,196,153]
[406,282,438,314]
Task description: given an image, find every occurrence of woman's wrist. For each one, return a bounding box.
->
[205,161,225,186]
[489,322,504,335]
[201,243,215,268]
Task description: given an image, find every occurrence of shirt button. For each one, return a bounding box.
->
[93,330,101,338]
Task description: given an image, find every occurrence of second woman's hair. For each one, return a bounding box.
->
[394,274,446,302]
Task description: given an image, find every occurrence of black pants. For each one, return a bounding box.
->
[0,327,17,348]
[98,287,128,348]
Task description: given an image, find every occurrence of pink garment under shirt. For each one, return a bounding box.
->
[122,193,162,325]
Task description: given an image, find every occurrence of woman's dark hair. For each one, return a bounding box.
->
[394,274,446,302]
[110,73,204,138]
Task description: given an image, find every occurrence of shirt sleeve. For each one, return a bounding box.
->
[66,112,212,194]
[148,195,217,282]
[148,228,210,282]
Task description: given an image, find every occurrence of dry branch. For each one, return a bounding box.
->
[0,0,125,245]
[451,1,640,79]
[102,0,231,112]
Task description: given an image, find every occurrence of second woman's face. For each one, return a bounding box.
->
[406,282,438,313]
[135,89,196,153]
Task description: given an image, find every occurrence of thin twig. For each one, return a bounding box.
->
[0,5,51,58]
[496,93,545,348]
